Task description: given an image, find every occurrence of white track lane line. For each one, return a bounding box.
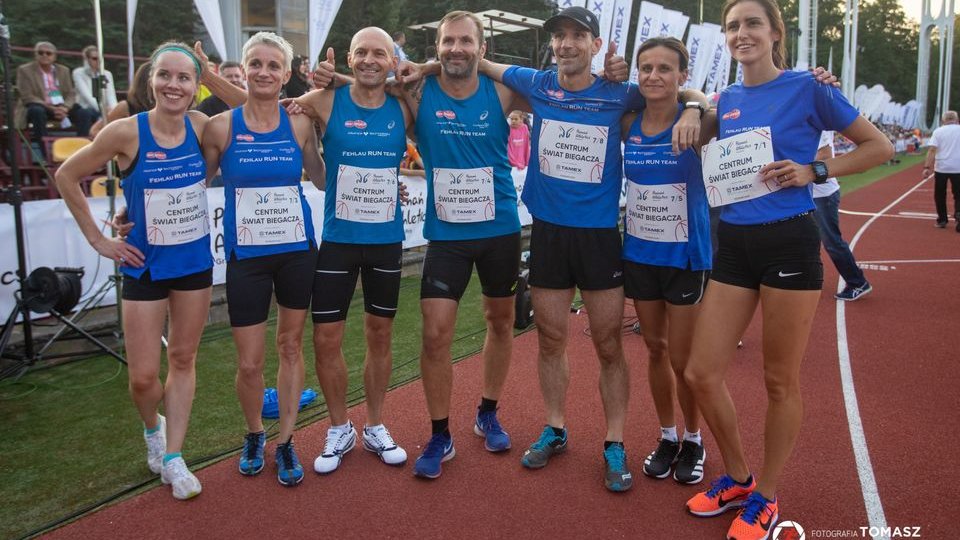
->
[858,258,960,264]
[837,176,928,537]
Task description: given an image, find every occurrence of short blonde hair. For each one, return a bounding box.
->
[242,31,294,71]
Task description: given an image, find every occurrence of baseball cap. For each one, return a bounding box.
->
[543,7,600,37]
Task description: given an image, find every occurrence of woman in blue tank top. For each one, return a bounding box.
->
[201,32,324,487]
[682,0,892,536]
[620,37,716,488]
[56,42,212,501]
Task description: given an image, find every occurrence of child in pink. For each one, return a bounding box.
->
[507,110,530,170]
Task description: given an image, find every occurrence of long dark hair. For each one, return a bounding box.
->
[127,62,154,112]
[721,0,787,70]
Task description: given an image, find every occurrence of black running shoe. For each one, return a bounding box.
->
[673,440,706,484]
[642,438,680,479]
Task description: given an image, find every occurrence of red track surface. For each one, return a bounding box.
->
[47,164,956,539]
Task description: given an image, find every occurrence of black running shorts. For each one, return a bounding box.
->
[122,269,212,301]
[624,261,709,305]
[712,212,823,291]
[420,232,521,301]
[311,241,402,323]
[225,245,318,327]
[528,218,623,291]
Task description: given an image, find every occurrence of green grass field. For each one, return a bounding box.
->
[0,153,923,539]
[0,274,499,539]
[839,153,924,195]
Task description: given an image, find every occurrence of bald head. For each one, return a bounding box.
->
[943,111,958,124]
[350,27,394,58]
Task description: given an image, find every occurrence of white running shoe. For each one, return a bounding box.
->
[313,422,357,474]
[144,414,166,474]
[161,457,202,500]
[362,424,407,466]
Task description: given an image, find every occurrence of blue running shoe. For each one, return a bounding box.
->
[603,443,633,492]
[413,433,455,479]
[521,425,567,469]
[238,431,265,476]
[474,409,511,452]
[275,440,304,487]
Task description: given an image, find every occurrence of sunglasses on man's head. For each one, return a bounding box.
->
[36,50,54,56]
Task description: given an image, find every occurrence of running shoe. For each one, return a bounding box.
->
[276,439,304,486]
[521,425,567,469]
[726,492,779,540]
[835,282,872,301]
[936,220,947,228]
[238,431,266,476]
[603,443,633,492]
[144,414,166,475]
[314,422,357,474]
[686,474,756,517]
[673,440,706,484]
[363,424,408,466]
[412,432,455,479]
[161,457,202,500]
[474,409,511,452]
[642,438,680,479]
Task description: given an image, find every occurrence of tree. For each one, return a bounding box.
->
[854,0,919,103]
[5,0,197,89]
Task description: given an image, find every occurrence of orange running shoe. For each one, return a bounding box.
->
[726,492,779,540]
[686,474,756,517]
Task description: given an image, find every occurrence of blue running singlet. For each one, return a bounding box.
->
[321,85,406,244]
[415,75,520,241]
[220,106,315,260]
[121,112,212,280]
[622,105,711,271]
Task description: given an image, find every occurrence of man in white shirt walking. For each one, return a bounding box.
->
[924,111,960,230]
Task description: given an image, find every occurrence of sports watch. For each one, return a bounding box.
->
[811,160,829,184]
[684,101,706,117]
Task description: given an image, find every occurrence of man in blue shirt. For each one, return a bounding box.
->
[476,6,706,492]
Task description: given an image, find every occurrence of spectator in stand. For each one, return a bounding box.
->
[90,62,153,138]
[284,55,311,98]
[392,31,409,62]
[507,110,530,170]
[197,61,245,116]
[15,41,96,155]
[924,110,960,231]
[73,45,118,122]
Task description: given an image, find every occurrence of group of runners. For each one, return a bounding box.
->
[55,1,892,539]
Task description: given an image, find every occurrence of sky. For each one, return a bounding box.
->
[899,0,956,23]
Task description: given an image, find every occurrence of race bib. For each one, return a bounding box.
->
[235,186,306,245]
[625,182,689,242]
[433,167,495,223]
[701,127,779,207]
[537,119,607,183]
[144,181,210,246]
[334,164,397,223]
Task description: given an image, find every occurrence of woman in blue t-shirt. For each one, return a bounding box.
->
[202,32,325,488]
[620,37,715,487]
[682,0,892,537]
[56,42,213,501]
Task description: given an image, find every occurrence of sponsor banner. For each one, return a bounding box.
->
[661,9,689,40]
[589,0,618,74]
[609,0,635,59]
[630,1,664,83]
[684,24,707,89]
[308,0,343,70]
